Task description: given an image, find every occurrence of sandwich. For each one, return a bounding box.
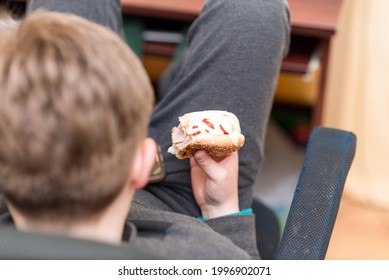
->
[168,110,245,159]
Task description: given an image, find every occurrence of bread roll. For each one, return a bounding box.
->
[168,110,245,159]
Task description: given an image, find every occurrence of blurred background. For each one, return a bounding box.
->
[314,0,389,259]
[255,0,389,259]
[1,0,388,259]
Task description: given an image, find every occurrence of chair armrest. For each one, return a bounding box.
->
[276,126,356,260]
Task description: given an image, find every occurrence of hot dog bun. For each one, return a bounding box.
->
[168,110,245,159]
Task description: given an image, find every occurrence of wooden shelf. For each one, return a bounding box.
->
[282,35,320,74]
[289,0,343,38]
[121,0,203,22]
[143,42,177,57]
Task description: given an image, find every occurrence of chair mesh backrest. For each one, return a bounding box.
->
[276,126,356,260]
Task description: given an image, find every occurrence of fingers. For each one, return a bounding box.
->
[193,150,220,179]
[193,150,215,168]
[192,150,236,180]
[190,150,240,219]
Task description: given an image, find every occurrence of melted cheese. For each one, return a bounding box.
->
[179,110,242,145]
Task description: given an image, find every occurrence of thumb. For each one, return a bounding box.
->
[193,150,219,178]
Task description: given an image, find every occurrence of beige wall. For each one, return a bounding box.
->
[324,0,389,209]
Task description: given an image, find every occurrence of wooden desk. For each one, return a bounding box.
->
[287,0,344,125]
[121,0,203,21]
[121,0,344,125]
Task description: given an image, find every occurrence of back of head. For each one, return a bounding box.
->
[0,11,154,222]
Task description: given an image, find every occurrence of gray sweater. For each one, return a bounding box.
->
[0,191,260,260]
[125,190,260,259]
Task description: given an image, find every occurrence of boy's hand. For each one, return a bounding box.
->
[190,150,239,219]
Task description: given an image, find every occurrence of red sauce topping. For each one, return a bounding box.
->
[189,125,200,136]
[202,118,215,129]
[188,119,229,136]
[189,131,201,136]
[219,124,229,135]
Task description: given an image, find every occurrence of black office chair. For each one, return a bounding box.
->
[0,126,356,260]
[276,126,356,259]
[253,125,356,260]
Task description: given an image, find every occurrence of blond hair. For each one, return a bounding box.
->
[0,11,154,221]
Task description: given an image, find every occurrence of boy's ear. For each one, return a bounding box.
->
[128,138,157,191]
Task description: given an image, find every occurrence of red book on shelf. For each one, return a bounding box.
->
[143,42,177,57]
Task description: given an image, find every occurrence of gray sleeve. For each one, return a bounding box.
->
[205,214,260,259]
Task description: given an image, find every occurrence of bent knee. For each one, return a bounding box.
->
[202,0,290,55]
[205,0,289,25]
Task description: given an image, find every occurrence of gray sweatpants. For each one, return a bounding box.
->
[27,0,290,217]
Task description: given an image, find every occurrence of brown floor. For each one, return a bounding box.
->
[325,193,389,259]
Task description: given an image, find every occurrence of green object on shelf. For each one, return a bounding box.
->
[122,16,145,57]
[172,24,190,62]
[271,106,311,146]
